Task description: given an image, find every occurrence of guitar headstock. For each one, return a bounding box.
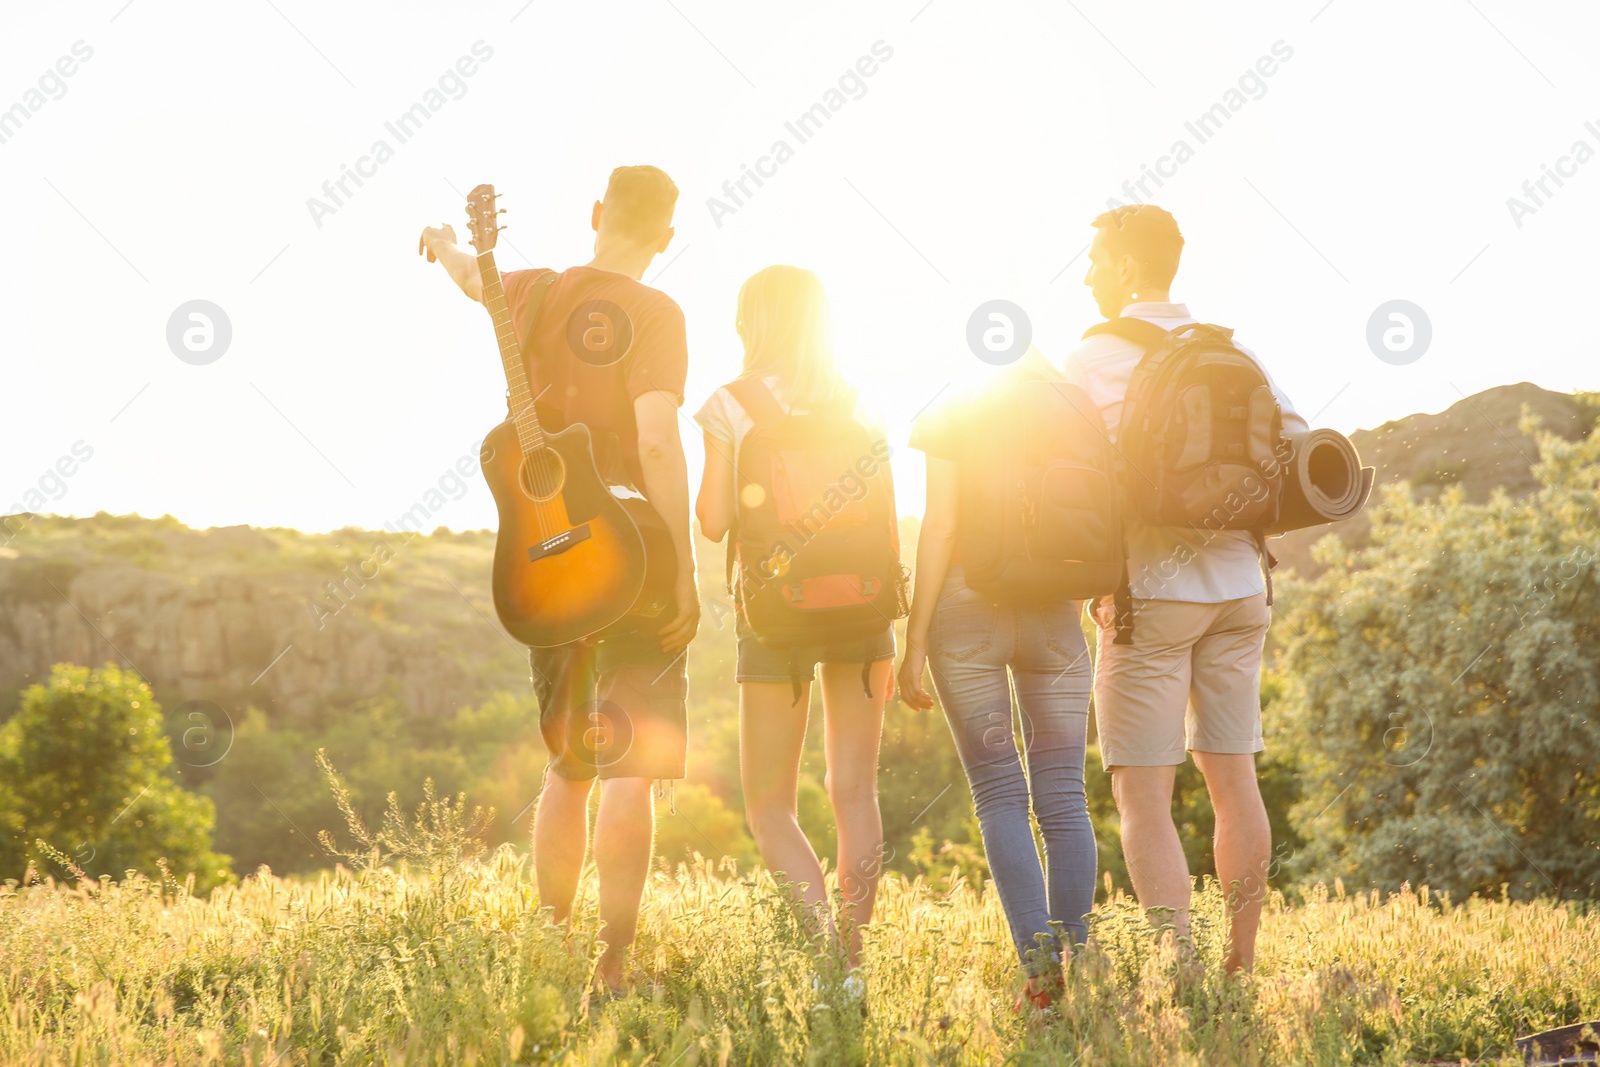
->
[465,184,503,253]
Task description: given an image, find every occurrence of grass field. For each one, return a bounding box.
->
[2,844,1596,1067]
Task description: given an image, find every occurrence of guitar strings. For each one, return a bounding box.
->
[500,275,553,540]
[478,209,559,543]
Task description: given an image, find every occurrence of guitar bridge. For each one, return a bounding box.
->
[528,524,591,562]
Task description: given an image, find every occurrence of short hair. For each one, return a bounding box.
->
[601,165,678,242]
[1091,204,1184,289]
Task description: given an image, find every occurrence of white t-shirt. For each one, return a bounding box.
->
[695,374,787,448]
[1060,302,1308,604]
[694,375,882,449]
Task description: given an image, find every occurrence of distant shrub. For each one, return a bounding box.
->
[1574,390,1600,432]
[1278,415,1600,899]
[0,663,233,892]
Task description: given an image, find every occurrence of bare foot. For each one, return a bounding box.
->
[595,945,628,994]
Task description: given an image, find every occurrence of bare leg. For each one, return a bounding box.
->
[740,680,830,933]
[1193,751,1270,973]
[593,776,654,988]
[819,660,889,968]
[1110,765,1193,943]
[534,772,594,926]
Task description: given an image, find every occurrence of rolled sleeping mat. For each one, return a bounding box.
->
[1268,427,1374,535]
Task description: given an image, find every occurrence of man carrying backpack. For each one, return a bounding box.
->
[1063,204,1307,974]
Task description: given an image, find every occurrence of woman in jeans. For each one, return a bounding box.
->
[897,358,1097,1008]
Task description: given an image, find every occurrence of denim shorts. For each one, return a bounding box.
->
[734,615,896,683]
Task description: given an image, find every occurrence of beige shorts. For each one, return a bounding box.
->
[1092,594,1270,769]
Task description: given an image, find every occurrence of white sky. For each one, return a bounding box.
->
[3,0,1598,533]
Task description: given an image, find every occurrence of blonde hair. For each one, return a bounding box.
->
[735,265,855,411]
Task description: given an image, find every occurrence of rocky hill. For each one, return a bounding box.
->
[1269,382,1595,577]
[0,518,530,721]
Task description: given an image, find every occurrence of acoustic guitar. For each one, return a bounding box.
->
[465,184,674,647]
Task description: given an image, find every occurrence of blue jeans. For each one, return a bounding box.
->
[929,567,1096,970]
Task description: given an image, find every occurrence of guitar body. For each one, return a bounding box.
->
[481,419,675,647]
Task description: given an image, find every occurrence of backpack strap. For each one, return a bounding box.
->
[720,378,786,599]
[1253,529,1277,607]
[1112,561,1135,645]
[1083,316,1173,351]
[1088,316,1168,646]
[723,377,788,429]
[521,269,559,338]
[788,650,807,707]
[505,270,559,419]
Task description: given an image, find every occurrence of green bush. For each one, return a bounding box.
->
[1276,415,1600,899]
[0,663,233,892]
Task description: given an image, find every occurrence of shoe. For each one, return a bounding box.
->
[811,969,866,1005]
[1013,976,1055,1012]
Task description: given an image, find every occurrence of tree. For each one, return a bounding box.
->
[1275,418,1600,900]
[0,663,233,892]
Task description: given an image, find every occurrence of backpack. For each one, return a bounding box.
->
[1083,319,1286,531]
[1082,318,1287,642]
[955,361,1126,606]
[724,378,908,686]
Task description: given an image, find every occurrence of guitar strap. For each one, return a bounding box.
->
[504,270,560,421]
[511,269,635,488]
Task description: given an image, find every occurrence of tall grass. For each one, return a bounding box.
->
[1,845,1594,1066]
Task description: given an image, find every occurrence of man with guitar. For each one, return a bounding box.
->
[419,165,698,993]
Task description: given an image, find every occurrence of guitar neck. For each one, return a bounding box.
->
[478,249,545,451]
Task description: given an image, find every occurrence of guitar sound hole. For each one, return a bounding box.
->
[519,448,566,502]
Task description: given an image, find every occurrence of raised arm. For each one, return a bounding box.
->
[418,223,485,303]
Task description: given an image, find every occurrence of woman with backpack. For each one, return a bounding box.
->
[695,265,904,974]
[897,349,1105,1009]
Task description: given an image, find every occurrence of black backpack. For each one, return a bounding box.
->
[724,378,907,697]
[1082,318,1286,641]
[955,360,1125,605]
[1084,319,1286,530]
